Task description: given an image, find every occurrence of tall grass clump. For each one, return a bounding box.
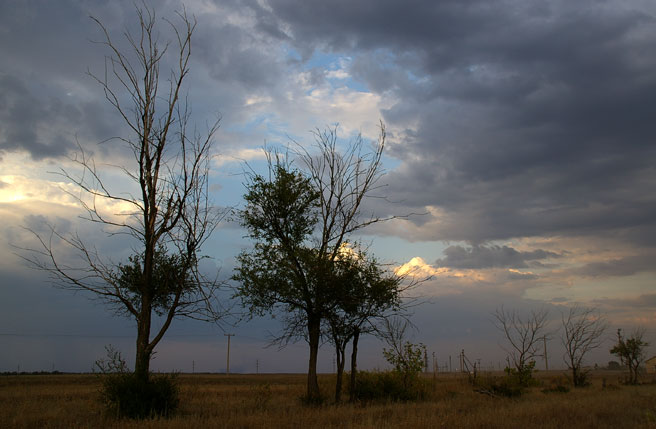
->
[473,362,541,398]
[351,339,429,402]
[350,370,429,402]
[95,345,179,419]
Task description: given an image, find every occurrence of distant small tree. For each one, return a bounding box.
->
[610,328,649,384]
[380,318,426,390]
[607,360,621,370]
[493,307,549,386]
[561,306,607,387]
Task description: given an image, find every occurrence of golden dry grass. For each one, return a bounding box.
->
[1,371,655,428]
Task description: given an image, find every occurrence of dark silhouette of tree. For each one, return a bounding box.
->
[323,245,406,402]
[611,328,649,384]
[561,306,607,387]
[20,4,224,383]
[494,307,549,385]
[235,124,391,402]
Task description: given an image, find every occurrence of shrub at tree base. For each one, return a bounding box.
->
[474,375,524,398]
[100,372,179,419]
[474,365,543,398]
[350,370,428,402]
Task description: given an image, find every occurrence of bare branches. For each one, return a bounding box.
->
[294,122,390,261]
[561,306,607,386]
[20,3,224,382]
[494,306,549,374]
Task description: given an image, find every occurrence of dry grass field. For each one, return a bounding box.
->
[1,371,655,428]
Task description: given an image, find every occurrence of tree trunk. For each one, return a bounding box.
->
[134,295,152,383]
[306,314,321,401]
[349,328,360,403]
[334,344,345,403]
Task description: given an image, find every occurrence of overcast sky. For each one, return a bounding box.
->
[1,0,655,373]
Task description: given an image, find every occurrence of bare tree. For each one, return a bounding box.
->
[20,5,224,383]
[493,307,549,384]
[561,306,607,387]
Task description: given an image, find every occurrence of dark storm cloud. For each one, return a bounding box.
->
[567,253,656,278]
[256,0,656,245]
[0,1,286,160]
[593,293,656,309]
[0,74,77,159]
[435,244,560,269]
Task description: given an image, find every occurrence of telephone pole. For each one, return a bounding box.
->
[543,336,549,371]
[224,333,234,375]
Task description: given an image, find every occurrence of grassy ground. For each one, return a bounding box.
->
[1,371,655,428]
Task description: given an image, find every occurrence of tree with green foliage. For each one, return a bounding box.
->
[381,318,426,391]
[234,157,324,400]
[324,246,405,402]
[610,328,649,384]
[235,125,389,402]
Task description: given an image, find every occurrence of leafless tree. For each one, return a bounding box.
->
[20,4,224,382]
[561,306,607,386]
[494,307,549,383]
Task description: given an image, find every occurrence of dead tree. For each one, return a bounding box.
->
[493,307,549,385]
[561,306,607,386]
[20,4,224,383]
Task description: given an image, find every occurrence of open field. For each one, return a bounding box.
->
[1,371,656,428]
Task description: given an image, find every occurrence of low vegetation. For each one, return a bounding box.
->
[2,371,656,428]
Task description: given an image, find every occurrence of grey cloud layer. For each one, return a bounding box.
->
[435,244,560,269]
[255,0,656,245]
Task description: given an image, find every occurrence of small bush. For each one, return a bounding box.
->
[542,384,570,394]
[474,366,542,398]
[100,372,179,419]
[95,345,179,419]
[504,361,539,388]
[246,383,272,411]
[475,375,524,398]
[350,370,428,402]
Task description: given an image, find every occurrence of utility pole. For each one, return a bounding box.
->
[543,336,549,371]
[224,333,234,375]
[256,359,259,375]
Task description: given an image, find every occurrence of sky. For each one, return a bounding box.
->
[1,0,655,374]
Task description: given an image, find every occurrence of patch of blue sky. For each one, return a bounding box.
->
[354,235,449,265]
[381,153,402,171]
[285,44,370,93]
